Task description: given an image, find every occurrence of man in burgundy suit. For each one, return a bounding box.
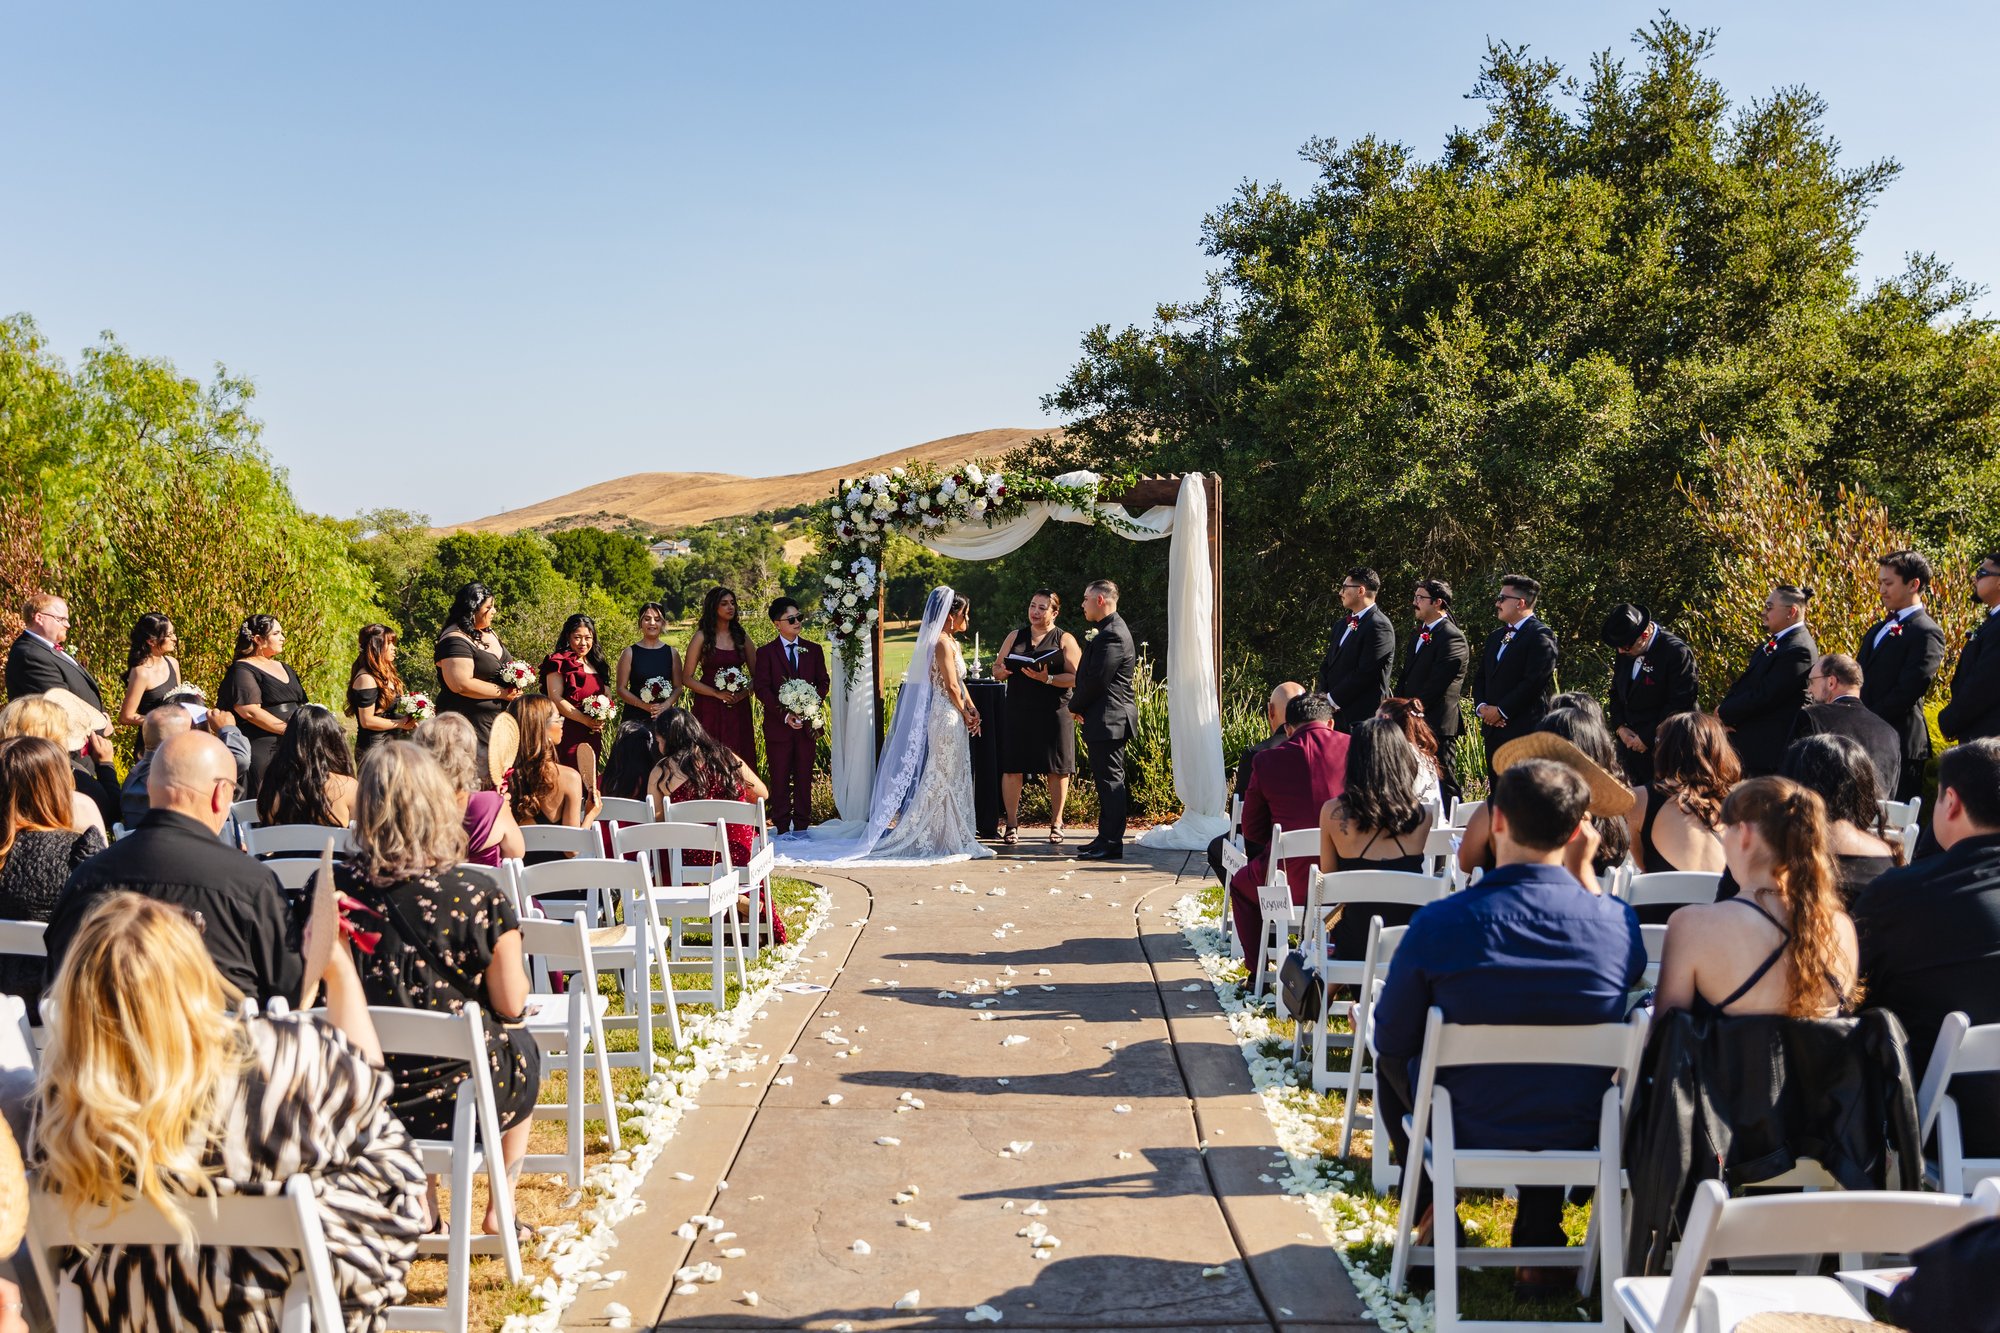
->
[753,598,831,834]
[1227,693,1350,961]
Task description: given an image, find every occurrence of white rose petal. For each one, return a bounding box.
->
[894,1291,920,1311]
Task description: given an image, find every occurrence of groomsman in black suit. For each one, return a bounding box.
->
[1069,579,1138,861]
[7,591,120,818]
[1939,552,2000,745]
[1393,579,1469,805]
[1316,566,1397,731]
[1856,550,1947,801]
[1716,584,1818,777]
[1471,574,1558,774]
[1600,604,1700,785]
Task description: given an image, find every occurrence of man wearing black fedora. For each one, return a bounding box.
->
[1601,604,1700,785]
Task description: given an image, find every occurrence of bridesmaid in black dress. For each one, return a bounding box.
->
[347,623,417,762]
[616,601,683,722]
[217,614,308,799]
[990,588,1082,845]
[434,582,521,787]
[115,612,184,731]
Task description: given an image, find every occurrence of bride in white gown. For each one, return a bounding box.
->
[776,585,994,865]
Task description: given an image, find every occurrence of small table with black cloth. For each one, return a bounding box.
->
[968,679,1006,838]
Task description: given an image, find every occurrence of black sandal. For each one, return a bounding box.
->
[1001,825,1019,845]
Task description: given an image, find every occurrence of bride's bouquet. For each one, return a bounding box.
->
[777,677,825,730]
[714,665,751,696]
[393,692,436,722]
[638,676,674,705]
[578,693,616,724]
[497,659,536,691]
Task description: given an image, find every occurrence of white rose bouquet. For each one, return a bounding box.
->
[393,692,436,722]
[638,676,674,704]
[777,677,825,730]
[578,694,616,724]
[497,659,536,691]
[714,665,751,695]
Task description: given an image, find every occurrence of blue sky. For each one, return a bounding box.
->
[4,3,1994,524]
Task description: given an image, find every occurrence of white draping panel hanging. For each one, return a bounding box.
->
[1135,473,1228,849]
[824,637,879,830]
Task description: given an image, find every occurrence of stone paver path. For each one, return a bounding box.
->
[563,840,1373,1332]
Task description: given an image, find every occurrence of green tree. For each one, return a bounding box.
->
[344,508,439,640]
[546,526,657,607]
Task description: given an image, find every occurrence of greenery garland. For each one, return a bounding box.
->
[812,458,1143,678]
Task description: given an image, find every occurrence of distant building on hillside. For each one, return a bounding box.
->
[649,538,693,560]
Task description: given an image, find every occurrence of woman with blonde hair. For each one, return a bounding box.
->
[336,742,540,1240]
[0,695,109,838]
[32,893,425,1331]
[1656,776,1860,1019]
[414,712,522,866]
[0,735,105,1001]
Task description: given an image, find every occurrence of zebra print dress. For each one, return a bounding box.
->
[52,1013,429,1332]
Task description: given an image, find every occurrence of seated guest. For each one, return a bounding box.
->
[1374,760,1644,1296]
[1656,776,1858,1019]
[1458,709,1634,885]
[257,703,358,828]
[1318,719,1431,961]
[1793,653,1902,798]
[46,731,302,1003]
[1885,1212,2000,1333]
[599,719,657,802]
[1548,690,1608,730]
[1851,737,2000,1172]
[504,695,588,863]
[646,708,784,943]
[1624,712,1736,883]
[120,703,251,830]
[1228,693,1349,962]
[34,893,425,1330]
[337,742,540,1239]
[1772,733,1902,902]
[1375,697,1441,808]
[0,695,109,838]
[415,712,522,866]
[0,736,105,1002]
[1207,681,1304,886]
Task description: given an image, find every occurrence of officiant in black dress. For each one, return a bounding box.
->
[990,589,1081,846]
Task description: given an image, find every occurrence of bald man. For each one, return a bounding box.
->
[1208,681,1306,886]
[49,731,301,1001]
[118,702,249,829]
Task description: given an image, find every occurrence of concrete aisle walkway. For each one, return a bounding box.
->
[563,840,1374,1332]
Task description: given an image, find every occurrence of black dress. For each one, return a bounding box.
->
[628,641,678,703]
[218,659,307,800]
[0,826,105,1002]
[337,864,541,1138]
[435,631,509,777]
[1323,824,1428,963]
[1000,626,1076,776]
[134,660,181,716]
[347,677,400,762]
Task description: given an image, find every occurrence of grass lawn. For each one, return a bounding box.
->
[405,875,823,1332]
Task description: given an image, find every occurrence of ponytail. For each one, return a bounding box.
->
[1719,776,1856,1015]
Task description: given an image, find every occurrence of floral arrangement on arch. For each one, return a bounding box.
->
[813,458,1139,677]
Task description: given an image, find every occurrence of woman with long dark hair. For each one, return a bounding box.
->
[1375,696,1441,807]
[115,612,183,729]
[600,720,658,801]
[683,587,757,768]
[1657,775,1859,1018]
[433,582,520,785]
[1772,733,1901,903]
[258,704,359,827]
[348,623,415,761]
[990,588,1080,845]
[217,613,307,798]
[617,601,681,719]
[646,707,781,942]
[540,613,612,782]
[1317,718,1430,960]
[505,695,586,864]
[1626,711,1737,880]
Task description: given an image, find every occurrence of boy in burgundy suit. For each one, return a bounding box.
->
[753,598,831,833]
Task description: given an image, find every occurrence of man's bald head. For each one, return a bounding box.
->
[141,707,192,753]
[1268,681,1305,731]
[149,731,236,831]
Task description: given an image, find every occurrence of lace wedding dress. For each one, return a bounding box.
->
[866,641,990,862]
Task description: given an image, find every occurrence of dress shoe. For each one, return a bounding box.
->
[1076,844,1123,861]
[1512,1266,1575,1303]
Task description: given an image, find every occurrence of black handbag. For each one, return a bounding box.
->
[1278,948,1321,1023]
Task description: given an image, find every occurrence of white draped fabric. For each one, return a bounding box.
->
[827,472,1227,849]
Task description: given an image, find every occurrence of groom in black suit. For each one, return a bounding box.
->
[1069,579,1137,861]
[1470,574,1558,774]
[1857,550,1947,801]
[1392,578,1469,805]
[8,591,120,807]
[1316,566,1396,732]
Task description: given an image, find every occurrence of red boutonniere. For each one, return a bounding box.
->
[1417,631,1432,649]
[1763,637,1779,656]
[1889,623,1905,638]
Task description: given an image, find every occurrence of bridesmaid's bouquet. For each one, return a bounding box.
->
[777,677,825,730]
[497,659,536,691]
[578,694,617,724]
[638,676,674,704]
[393,693,436,722]
[714,665,751,695]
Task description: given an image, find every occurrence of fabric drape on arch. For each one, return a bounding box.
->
[825,472,1226,851]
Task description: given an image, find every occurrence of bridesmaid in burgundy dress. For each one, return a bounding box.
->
[539,613,613,783]
[684,586,758,771]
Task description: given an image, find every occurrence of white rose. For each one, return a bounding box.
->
[841,593,857,608]
[841,620,855,634]
[970,497,987,516]
[865,608,878,622]
[892,466,905,478]
[966,463,984,486]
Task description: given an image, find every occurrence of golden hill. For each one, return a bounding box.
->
[448,427,1059,534]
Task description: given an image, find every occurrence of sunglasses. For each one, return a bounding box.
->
[777,614,803,624]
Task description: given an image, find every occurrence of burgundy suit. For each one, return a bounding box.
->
[1228,721,1350,961]
[753,635,830,832]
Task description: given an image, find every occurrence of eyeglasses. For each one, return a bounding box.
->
[1494,594,1523,605]
[39,612,69,624]
[1339,582,1364,592]
[1977,567,2000,581]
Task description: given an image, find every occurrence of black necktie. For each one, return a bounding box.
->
[787,642,798,672]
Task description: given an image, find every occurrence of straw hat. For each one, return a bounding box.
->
[38,689,111,752]
[1490,730,1636,818]
[486,712,520,790]
[1735,1317,1880,1333]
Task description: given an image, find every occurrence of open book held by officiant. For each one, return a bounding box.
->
[1005,647,1061,668]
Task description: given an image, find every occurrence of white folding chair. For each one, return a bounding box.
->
[595,796,655,827]
[0,993,36,1074]
[1421,798,1444,829]
[615,821,751,1006]
[27,1174,343,1333]
[1898,821,1921,861]
[518,824,600,862]
[517,910,622,1189]
[1218,795,1249,960]
[0,923,47,1055]
[231,798,261,828]
[1640,923,1668,989]
[1448,798,1483,830]
[266,859,326,892]
[244,824,354,858]
[456,861,521,915]
[1337,917,1412,1183]
[1298,871,1448,1093]
[517,858,681,1060]
[1388,1006,1651,1331]
[659,796,775,951]
[1620,871,1721,911]
[1249,827,1318,999]
[369,1003,523,1332]
[1612,1177,2000,1333]
[1880,795,1922,832]
[1420,826,1459,879]
[1916,1011,2000,1196]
